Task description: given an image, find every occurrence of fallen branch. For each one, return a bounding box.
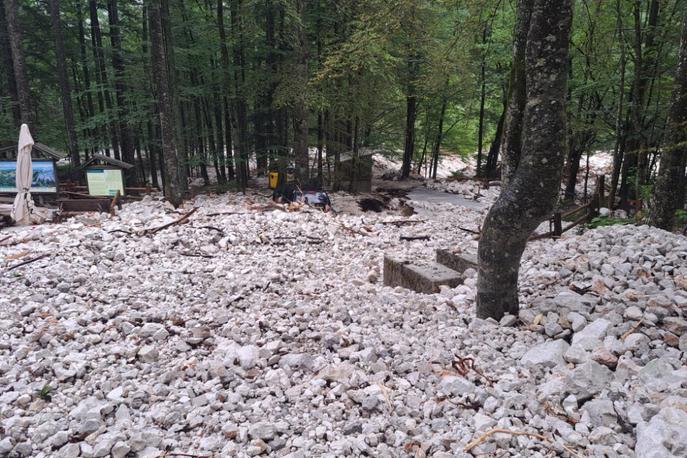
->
[156,452,213,458]
[464,428,579,457]
[339,223,369,236]
[542,401,578,425]
[458,226,481,235]
[195,225,225,236]
[0,235,11,244]
[205,211,247,217]
[179,251,216,259]
[621,319,644,340]
[144,208,198,235]
[379,219,425,226]
[6,254,50,272]
[400,235,430,241]
[248,202,286,212]
[452,355,494,386]
[108,229,132,235]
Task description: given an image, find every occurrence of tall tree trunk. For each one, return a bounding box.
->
[49,0,80,166]
[431,93,448,180]
[107,0,136,182]
[142,5,158,187]
[150,0,184,206]
[476,26,488,178]
[89,0,120,158]
[621,0,660,201]
[635,0,660,190]
[649,10,687,230]
[217,0,235,180]
[0,0,20,126]
[3,0,33,126]
[499,0,533,185]
[608,0,627,209]
[292,0,309,180]
[401,55,418,179]
[231,0,249,191]
[317,111,324,182]
[76,1,97,156]
[485,90,507,179]
[477,0,572,320]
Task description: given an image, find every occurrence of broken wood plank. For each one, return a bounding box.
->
[400,235,430,241]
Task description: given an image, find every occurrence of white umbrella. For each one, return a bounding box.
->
[11,124,35,225]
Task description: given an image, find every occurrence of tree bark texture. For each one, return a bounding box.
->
[107,0,136,182]
[3,0,33,126]
[649,10,687,230]
[49,0,80,166]
[0,0,20,126]
[150,0,184,207]
[499,0,533,186]
[477,0,572,320]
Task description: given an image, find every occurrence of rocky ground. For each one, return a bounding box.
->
[0,185,686,458]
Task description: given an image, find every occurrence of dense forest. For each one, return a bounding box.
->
[0,0,685,212]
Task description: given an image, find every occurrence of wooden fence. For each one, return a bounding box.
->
[531,175,605,241]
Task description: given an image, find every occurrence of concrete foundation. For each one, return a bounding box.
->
[383,255,462,294]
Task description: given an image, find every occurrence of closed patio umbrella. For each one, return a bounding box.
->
[11,124,35,225]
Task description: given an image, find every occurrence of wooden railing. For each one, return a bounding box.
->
[531,175,605,241]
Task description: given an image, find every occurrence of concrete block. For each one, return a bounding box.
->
[384,255,462,294]
[436,249,478,274]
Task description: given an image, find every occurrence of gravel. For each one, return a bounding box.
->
[1,190,686,457]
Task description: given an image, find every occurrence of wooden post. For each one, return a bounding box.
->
[596,175,605,205]
[589,193,600,220]
[553,211,563,237]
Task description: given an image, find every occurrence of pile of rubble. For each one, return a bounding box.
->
[0,192,684,457]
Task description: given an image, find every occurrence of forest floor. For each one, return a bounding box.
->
[0,154,685,458]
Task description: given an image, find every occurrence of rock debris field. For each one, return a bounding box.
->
[1,189,686,458]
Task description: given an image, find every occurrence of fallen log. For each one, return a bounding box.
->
[400,235,430,241]
[144,208,198,235]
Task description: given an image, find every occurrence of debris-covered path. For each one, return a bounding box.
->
[1,192,686,457]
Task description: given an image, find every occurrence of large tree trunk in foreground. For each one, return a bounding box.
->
[3,0,33,127]
[649,11,687,230]
[499,0,533,186]
[150,0,184,207]
[49,0,80,166]
[477,0,572,320]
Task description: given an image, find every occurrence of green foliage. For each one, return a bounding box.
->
[639,184,653,202]
[36,384,52,402]
[587,216,632,228]
[675,209,687,226]
[0,0,683,192]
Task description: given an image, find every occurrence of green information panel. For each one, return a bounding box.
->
[86,168,125,196]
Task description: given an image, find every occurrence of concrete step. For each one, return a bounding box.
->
[435,249,478,274]
[383,255,462,294]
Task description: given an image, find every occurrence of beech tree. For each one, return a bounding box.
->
[150,0,185,206]
[49,0,79,166]
[477,0,573,320]
[649,10,687,231]
[3,0,32,126]
[499,0,532,186]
